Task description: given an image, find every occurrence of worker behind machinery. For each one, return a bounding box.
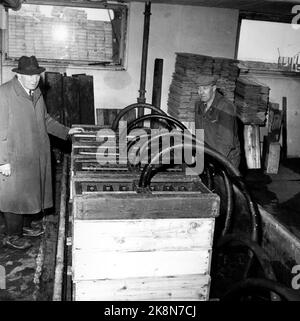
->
[195,74,240,168]
[0,55,83,250]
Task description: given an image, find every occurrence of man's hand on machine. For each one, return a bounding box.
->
[68,127,84,136]
[0,164,11,176]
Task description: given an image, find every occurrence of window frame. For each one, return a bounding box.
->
[2,0,129,70]
[235,11,294,60]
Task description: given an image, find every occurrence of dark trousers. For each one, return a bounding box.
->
[2,212,43,236]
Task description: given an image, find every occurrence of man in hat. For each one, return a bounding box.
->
[195,74,240,168]
[0,56,83,250]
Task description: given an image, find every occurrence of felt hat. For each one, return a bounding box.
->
[12,56,45,75]
[196,74,218,86]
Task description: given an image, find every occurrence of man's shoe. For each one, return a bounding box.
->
[3,235,32,250]
[23,226,45,237]
[31,219,43,229]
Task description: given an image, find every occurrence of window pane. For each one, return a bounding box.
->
[8,4,124,64]
[238,19,298,63]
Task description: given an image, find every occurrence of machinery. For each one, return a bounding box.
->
[68,104,219,300]
[56,104,300,302]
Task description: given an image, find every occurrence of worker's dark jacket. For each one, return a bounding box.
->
[195,91,240,168]
[0,76,69,214]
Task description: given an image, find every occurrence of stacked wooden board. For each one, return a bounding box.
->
[213,57,240,102]
[69,123,220,301]
[167,53,239,122]
[235,76,270,125]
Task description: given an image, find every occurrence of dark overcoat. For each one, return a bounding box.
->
[195,91,240,168]
[0,76,69,214]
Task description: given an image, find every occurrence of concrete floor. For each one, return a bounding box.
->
[245,158,300,240]
[0,166,62,301]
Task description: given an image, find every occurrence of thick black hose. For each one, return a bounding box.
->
[205,163,214,191]
[220,169,234,237]
[139,140,260,244]
[125,114,186,167]
[126,114,187,133]
[111,102,166,131]
[217,234,280,301]
[221,278,300,301]
[139,139,240,186]
[125,115,187,167]
[131,129,185,167]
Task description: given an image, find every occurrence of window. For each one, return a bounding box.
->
[5,2,128,67]
[237,19,299,64]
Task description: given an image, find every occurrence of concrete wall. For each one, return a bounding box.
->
[1,2,239,117]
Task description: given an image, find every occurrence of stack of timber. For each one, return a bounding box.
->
[213,57,240,102]
[235,76,270,125]
[167,53,239,122]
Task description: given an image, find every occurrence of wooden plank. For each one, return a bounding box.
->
[63,76,80,126]
[281,97,287,160]
[96,108,137,127]
[74,274,210,301]
[265,142,281,174]
[43,72,63,122]
[73,218,215,251]
[43,71,65,158]
[243,124,261,169]
[72,193,220,220]
[72,249,211,280]
[151,58,163,129]
[72,74,95,125]
[152,58,163,109]
[96,108,119,126]
[267,104,282,142]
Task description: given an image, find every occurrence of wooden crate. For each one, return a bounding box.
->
[71,192,220,301]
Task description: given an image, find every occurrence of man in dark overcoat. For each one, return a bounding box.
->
[195,75,240,168]
[0,56,82,250]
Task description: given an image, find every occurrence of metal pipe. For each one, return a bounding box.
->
[52,154,68,301]
[137,1,151,117]
[151,58,163,128]
[151,58,163,109]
